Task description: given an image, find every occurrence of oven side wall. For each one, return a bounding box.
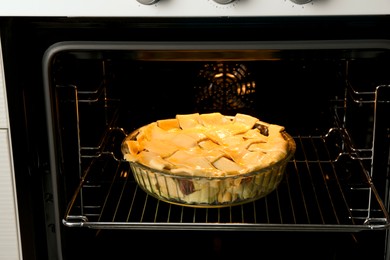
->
[0,19,61,260]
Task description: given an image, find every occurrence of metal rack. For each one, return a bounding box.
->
[63,129,390,231]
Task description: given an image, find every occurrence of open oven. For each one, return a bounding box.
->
[1,1,390,260]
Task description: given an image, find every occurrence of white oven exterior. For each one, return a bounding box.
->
[0,37,22,260]
[0,0,389,17]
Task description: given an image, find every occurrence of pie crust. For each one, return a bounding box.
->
[122,112,295,207]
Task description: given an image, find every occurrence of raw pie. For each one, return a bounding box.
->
[122,112,295,207]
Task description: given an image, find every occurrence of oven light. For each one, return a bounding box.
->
[239,84,246,95]
[120,170,128,178]
[226,73,235,79]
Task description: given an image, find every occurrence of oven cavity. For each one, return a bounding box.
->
[43,42,390,231]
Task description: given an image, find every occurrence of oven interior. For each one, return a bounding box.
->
[44,41,390,259]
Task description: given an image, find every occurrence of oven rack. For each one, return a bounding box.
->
[63,130,390,232]
[347,81,390,104]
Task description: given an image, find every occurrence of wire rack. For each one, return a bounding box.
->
[63,129,390,232]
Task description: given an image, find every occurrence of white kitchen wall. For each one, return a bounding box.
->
[0,36,22,260]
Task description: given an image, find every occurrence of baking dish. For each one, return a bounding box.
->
[121,116,296,208]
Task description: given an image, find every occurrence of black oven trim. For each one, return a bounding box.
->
[1,15,390,260]
[42,40,390,243]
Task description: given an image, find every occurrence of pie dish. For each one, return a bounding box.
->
[121,112,296,207]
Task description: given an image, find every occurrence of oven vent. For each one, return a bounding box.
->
[194,63,256,115]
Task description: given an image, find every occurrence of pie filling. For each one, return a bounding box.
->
[123,112,289,177]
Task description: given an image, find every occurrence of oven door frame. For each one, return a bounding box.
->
[1,16,390,260]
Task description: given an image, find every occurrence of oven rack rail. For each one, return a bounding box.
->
[63,130,390,232]
[347,82,390,104]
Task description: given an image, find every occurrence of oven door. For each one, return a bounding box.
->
[1,16,390,260]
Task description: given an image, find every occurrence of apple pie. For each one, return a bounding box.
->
[122,112,295,207]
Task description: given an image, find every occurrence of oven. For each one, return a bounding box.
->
[1,1,390,260]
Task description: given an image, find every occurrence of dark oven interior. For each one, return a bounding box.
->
[49,42,390,259]
[2,18,390,260]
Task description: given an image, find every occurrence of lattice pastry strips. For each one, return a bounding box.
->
[123,112,288,177]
